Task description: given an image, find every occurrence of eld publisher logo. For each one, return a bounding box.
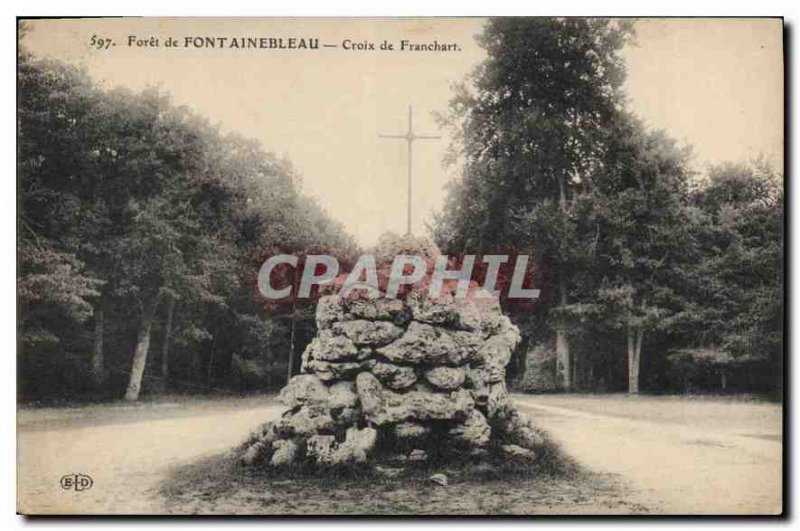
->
[60,473,93,492]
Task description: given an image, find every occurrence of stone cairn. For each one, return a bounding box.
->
[240,233,544,469]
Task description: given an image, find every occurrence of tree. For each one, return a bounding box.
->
[18,52,358,401]
[558,113,694,394]
[674,160,783,395]
[435,18,635,389]
[18,56,109,394]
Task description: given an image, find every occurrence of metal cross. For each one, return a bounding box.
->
[379,105,441,235]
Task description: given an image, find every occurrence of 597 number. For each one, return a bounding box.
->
[89,35,114,50]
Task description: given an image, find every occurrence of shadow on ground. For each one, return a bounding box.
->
[158,445,651,515]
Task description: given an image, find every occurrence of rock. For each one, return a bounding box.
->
[375,465,403,478]
[485,361,507,384]
[377,322,481,366]
[464,366,490,406]
[355,371,385,420]
[316,295,345,328]
[270,439,298,466]
[331,406,360,426]
[393,422,431,441]
[393,388,473,424]
[467,363,504,398]
[346,426,378,453]
[473,288,502,314]
[328,381,359,409]
[306,434,337,464]
[331,319,405,347]
[244,421,277,447]
[495,314,520,337]
[486,381,509,419]
[456,303,483,332]
[278,374,329,408]
[314,330,360,362]
[300,338,319,373]
[333,427,377,463]
[412,380,436,393]
[360,385,475,425]
[374,232,441,271]
[241,233,530,469]
[501,444,537,461]
[509,423,544,450]
[475,331,519,367]
[305,428,377,466]
[497,407,545,450]
[424,366,466,390]
[241,440,268,466]
[344,298,410,325]
[480,312,510,339]
[429,473,448,486]
[448,409,491,447]
[307,359,367,381]
[375,322,435,365]
[277,403,335,437]
[407,291,481,331]
[408,449,428,462]
[371,361,418,390]
[361,358,378,371]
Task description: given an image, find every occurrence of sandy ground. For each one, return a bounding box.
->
[516,394,783,515]
[17,393,782,515]
[18,398,283,514]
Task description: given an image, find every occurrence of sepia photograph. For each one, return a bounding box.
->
[16,16,784,516]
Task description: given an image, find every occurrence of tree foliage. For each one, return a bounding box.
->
[435,18,783,395]
[17,53,356,401]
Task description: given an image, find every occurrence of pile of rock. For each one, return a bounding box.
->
[240,234,544,469]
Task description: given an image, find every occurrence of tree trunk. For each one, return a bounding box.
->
[287,306,297,384]
[91,305,105,388]
[556,328,571,390]
[555,273,572,391]
[124,297,159,401]
[555,175,572,391]
[572,348,579,390]
[190,341,200,382]
[263,345,272,390]
[161,296,175,389]
[627,327,643,394]
[207,334,218,385]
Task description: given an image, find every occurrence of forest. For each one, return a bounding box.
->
[17,19,783,402]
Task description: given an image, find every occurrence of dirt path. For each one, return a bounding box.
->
[516,395,783,515]
[17,401,283,514]
[18,394,782,515]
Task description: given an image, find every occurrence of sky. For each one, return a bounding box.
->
[22,18,783,246]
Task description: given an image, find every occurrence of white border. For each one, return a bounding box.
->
[4,1,795,529]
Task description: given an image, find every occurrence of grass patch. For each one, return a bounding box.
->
[159,432,649,515]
